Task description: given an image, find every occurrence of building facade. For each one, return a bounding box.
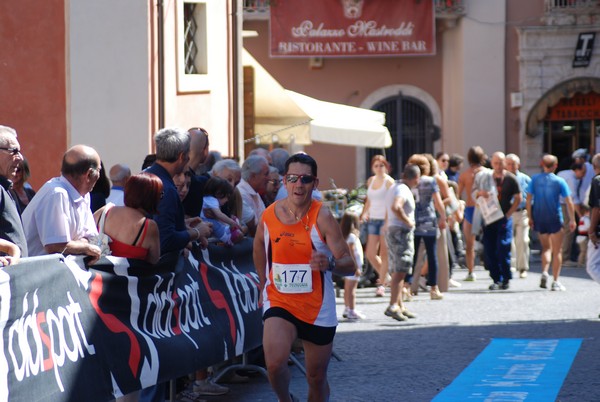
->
[0,0,236,189]
[243,0,600,188]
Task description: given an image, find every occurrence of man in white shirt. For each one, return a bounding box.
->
[22,145,102,263]
[237,155,270,236]
[106,163,131,206]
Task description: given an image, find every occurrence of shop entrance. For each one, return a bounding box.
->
[543,91,600,171]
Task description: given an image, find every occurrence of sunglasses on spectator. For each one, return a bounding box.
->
[285,174,316,184]
[267,179,281,186]
[188,127,208,135]
[0,147,20,156]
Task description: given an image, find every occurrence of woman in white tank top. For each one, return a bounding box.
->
[360,155,394,297]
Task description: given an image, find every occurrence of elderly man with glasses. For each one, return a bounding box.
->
[0,125,27,263]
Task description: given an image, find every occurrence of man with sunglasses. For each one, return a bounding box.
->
[182,127,210,217]
[254,153,356,402]
[0,125,27,262]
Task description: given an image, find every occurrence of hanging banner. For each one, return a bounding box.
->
[270,0,436,57]
[0,239,262,402]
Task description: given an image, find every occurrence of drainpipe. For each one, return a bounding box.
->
[157,0,165,129]
[231,0,241,159]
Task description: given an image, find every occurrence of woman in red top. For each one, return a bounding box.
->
[93,172,162,264]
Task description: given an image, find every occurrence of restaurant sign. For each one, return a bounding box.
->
[270,0,435,57]
[547,92,600,121]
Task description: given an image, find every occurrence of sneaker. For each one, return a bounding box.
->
[342,306,350,318]
[448,278,462,288]
[540,272,549,289]
[400,307,417,319]
[193,379,229,396]
[519,270,528,279]
[501,282,510,290]
[563,260,578,267]
[419,276,429,291]
[430,288,444,300]
[384,306,408,321]
[489,282,501,290]
[346,309,366,320]
[375,285,385,297]
[551,281,566,291]
[465,272,476,282]
[402,287,413,302]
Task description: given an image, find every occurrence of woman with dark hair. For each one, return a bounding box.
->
[90,161,111,212]
[360,154,394,297]
[93,172,162,264]
[10,158,36,213]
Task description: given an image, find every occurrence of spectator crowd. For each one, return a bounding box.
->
[2,122,600,402]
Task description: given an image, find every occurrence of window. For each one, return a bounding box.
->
[177,0,209,92]
[366,95,436,178]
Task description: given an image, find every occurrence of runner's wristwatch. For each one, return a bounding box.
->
[327,256,336,272]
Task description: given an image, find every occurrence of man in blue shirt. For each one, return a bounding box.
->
[145,127,211,255]
[140,127,212,402]
[527,154,576,291]
[506,153,531,278]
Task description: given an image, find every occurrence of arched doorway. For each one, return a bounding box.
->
[544,92,600,171]
[526,78,600,172]
[365,94,438,179]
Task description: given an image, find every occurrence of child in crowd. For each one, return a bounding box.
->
[577,205,590,267]
[340,211,366,320]
[201,177,244,246]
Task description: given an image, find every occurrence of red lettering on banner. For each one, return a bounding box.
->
[199,262,237,345]
[89,275,141,377]
[35,312,54,371]
[170,289,182,335]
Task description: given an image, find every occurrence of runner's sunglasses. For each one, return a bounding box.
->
[285,174,316,184]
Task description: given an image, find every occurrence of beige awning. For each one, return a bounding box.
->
[242,49,392,148]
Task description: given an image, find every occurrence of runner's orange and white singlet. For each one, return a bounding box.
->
[261,200,337,327]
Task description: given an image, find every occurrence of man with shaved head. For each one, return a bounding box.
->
[23,145,102,263]
[473,152,521,290]
[527,154,576,291]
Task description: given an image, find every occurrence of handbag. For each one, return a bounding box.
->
[95,203,113,257]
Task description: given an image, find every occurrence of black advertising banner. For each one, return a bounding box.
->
[0,239,262,401]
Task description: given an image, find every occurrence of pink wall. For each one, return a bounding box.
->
[244,20,443,188]
[0,0,67,189]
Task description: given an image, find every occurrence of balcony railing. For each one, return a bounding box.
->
[544,0,600,25]
[243,0,466,20]
[546,0,600,13]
